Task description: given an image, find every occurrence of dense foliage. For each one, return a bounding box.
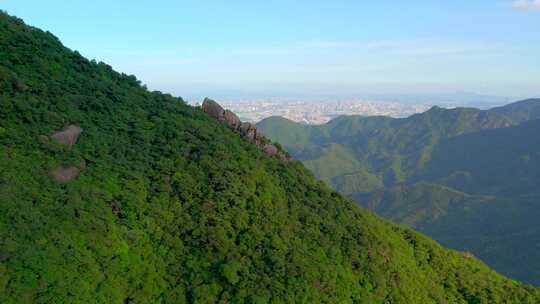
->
[360,182,540,286]
[1,11,539,303]
[258,98,540,285]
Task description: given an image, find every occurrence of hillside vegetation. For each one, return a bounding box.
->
[1,11,540,303]
[258,98,540,285]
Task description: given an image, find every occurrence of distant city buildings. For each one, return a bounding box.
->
[219,99,432,124]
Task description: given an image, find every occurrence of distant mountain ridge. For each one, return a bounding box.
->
[258,98,540,285]
[258,99,540,189]
[490,98,540,124]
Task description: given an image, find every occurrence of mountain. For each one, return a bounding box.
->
[257,99,540,198]
[358,182,540,286]
[2,11,540,303]
[416,119,540,196]
[258,104,535,193]
[257,99,540,285]
[490,98,540,124]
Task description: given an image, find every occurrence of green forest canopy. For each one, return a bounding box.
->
[1,11,539,303]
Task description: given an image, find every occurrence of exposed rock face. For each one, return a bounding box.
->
[202,98,290,161]
[240,122,258,141]
[202,98,225,122]
[50,125,85,182]
[262,143,278,156]
[223,110,241,129]
[52,125,83,147]
[52,166,80,183]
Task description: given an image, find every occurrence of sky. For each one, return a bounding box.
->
[2,1,540,101]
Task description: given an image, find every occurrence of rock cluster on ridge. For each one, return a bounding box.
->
[202,98,290,161]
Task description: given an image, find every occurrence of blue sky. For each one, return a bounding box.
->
[2,1,540,99]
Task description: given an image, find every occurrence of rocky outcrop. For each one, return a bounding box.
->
[262,143,278,156]
[223,110,241,129]
[240,122,258,141]
[51,166,81,183]
[202,98,225,122]
[50,125,84,182]
[202,98,290,161]
[52,125,83,148]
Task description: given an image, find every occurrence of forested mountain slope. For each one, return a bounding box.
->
[490,98,540,124]
[416,119,540,196]
[258,97,540,285]
[358,182,540,285]
[2,11,540,304]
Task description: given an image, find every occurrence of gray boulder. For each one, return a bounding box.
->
[202,98,225,121]
[223,110,241,129]
[262,144,279,156]
[52,125,83,148]
[278,153,291,162]
[240,122,257,141]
